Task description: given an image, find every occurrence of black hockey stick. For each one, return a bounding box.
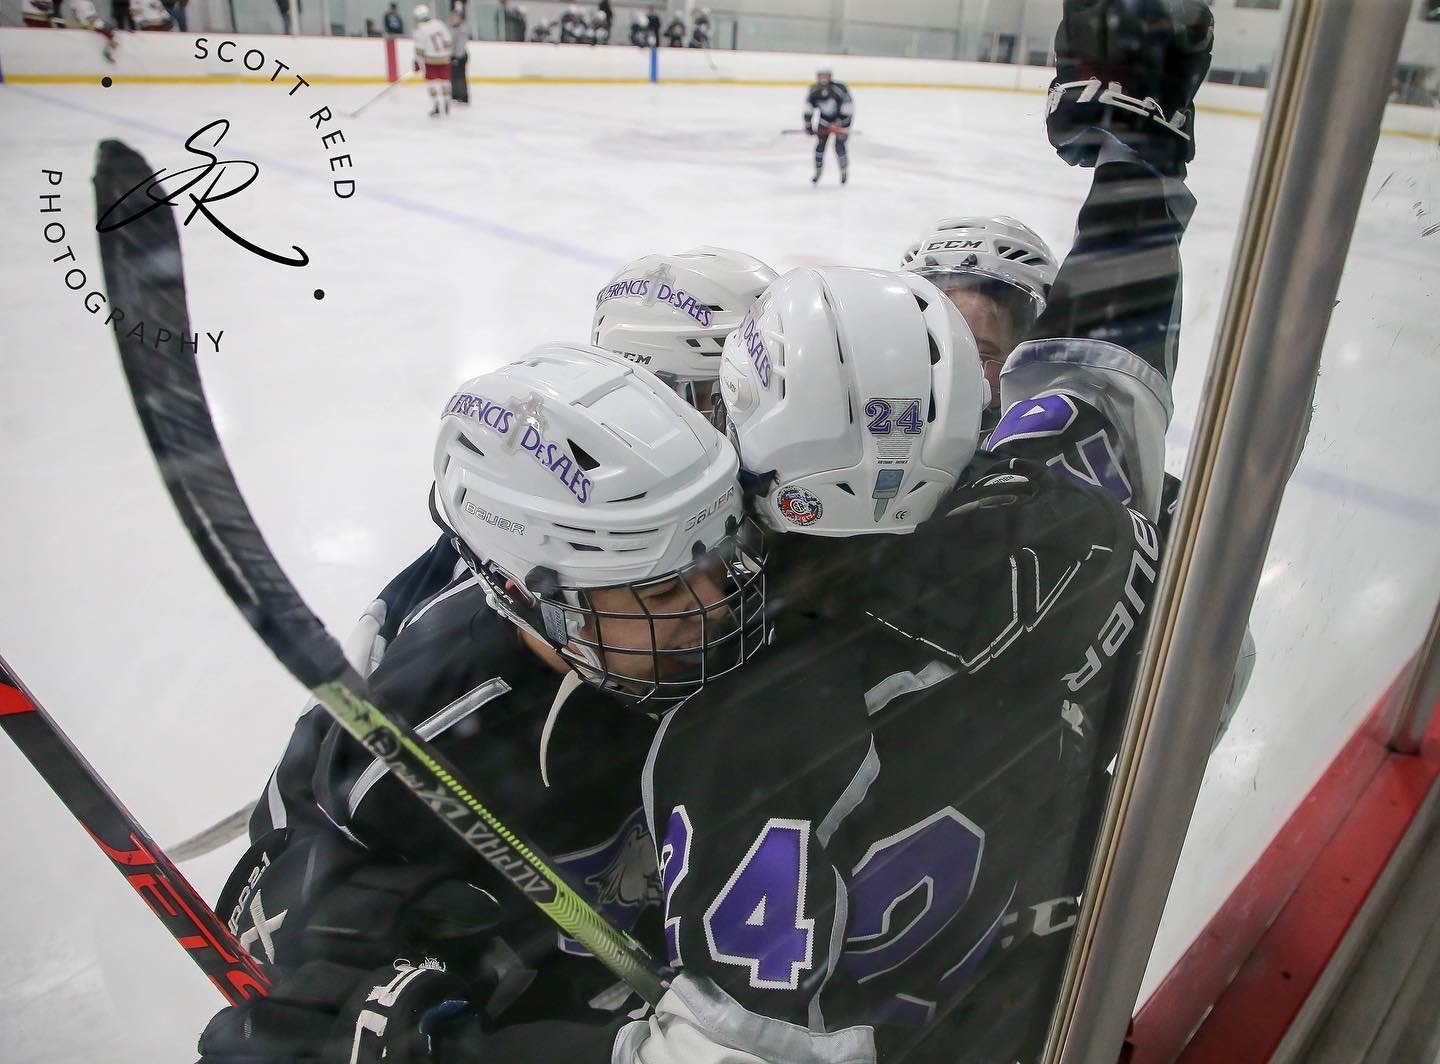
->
[0,655,272,1004]
[93,138,669,1007]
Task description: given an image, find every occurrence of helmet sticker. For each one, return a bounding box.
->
[596,277,651,307]
[776,485,823,527]
[594,262,714,328]
[445,391,516,436]
[739,313,772,388]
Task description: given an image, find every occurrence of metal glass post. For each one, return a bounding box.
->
[1045,1,1415,1061]
[1389,596,1440,756]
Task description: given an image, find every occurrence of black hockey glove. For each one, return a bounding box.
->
[196,956,479,1064]
[218,829,508,973]
[1046,0,1213,173]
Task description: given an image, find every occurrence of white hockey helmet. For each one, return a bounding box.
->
[716,268,988,537]
[414,2,430,18]
[433,343,767,703]
[900,216,1058,333]
[592,247,777,420]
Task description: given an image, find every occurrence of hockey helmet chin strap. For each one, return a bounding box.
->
[427,484,584,652]
[428,483,640,693]
[427,485,605,789]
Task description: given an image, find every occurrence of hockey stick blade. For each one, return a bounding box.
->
[93,139,669,1006]
[169,800,256,863]
[0,655,272,1004]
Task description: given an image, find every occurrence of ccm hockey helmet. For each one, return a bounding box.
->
[900,215,1058,337]
[592,247,777,421]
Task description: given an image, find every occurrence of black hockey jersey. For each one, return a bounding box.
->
[992,134,1196,521]
[223,535,665,1020]
[804,81,854,129]
[628,454,1159,1064]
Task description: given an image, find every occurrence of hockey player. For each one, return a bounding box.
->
[412,3,454,117]
[195,346,768,1062]
[804,68,854,184]
[70,0,117,62]
[591,246,777,422]
[901,217,1058,431]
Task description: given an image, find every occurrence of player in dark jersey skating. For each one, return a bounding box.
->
[804,69,854,185]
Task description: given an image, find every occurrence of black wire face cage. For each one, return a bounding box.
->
[491,519,769,706]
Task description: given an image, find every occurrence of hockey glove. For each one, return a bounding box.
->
[196,956,478,1064]
[218,828,507,973]
[1046,0,1213,173]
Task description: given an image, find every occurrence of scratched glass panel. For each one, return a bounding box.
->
[1140,9,1440,1020]
[0,5,1349,1064]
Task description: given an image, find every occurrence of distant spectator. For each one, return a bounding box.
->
[663,10,683,46]
[382,2,403,35]
[169,0,186,30]
[450,9,470,103]
[498,0,521,40]
[689,5,710,47]
[589,5,609,44]
[110,0,131,30]
[597,0,611,28]
[364,16,380,34]
[629,12,646,47]
[559,3,582,42]
[644,5,660,46]
[21,0,63,26]
[275,0,302,33]
[132,0,172,28]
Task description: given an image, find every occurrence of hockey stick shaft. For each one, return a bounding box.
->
[349,72,416,117]
[0,655,272,1004]
[93,139,668,1007]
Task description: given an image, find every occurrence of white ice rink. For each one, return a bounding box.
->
[1,76,1438,1062]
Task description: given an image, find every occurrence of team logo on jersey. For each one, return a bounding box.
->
[776,486,823,527]
[555,809,660,957]
[583,821,659,910]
